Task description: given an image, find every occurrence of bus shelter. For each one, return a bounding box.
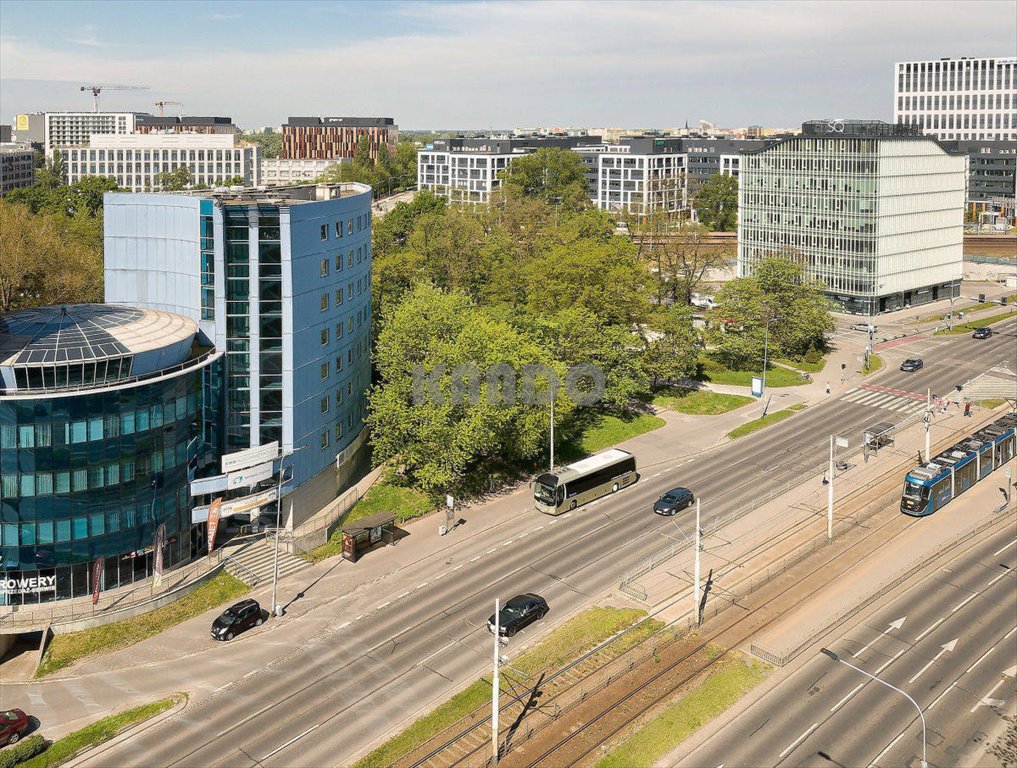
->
[340,511,397,563]
[863,421,896,457]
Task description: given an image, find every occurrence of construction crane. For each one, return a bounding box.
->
[79,84,149,112]
[154,101,183,117]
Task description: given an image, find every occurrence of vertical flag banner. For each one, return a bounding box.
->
[153,524,166,589]
[207,498,223,557]
[91,556,104,605]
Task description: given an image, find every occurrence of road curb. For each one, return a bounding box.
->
[62,693,188,768]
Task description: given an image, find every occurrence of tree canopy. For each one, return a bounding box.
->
[693,173,739,232]
[497,147,590,212]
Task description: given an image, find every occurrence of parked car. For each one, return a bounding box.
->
[488,594,549,637]
[210,599,263,641]
[653,487,695,516]
[900,358,924,372]
[0,709,30,746]
[972,327,992,339]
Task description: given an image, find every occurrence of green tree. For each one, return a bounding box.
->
[642,305,703,388]
[640,220,731,305]
[368,284,569,493]
[242,130,282,158]
[709,254,833,369]
[693,173,738,232]
[409,208,488,296]
[153,167,194,191]
[372,190,447,259]
[354,134,374,167]
[498,147,589,211]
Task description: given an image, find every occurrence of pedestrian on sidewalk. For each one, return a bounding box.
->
[825,381,831,395]
[964,400,972,417]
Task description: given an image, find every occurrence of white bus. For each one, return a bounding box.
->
[533,448,638,515]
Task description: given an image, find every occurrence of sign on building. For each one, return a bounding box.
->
[227,461,274,491]
[222,441,279,474]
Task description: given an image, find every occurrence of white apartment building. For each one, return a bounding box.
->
[45,112,138,154]
[418,136,688,217]
[738,120,966,315]
[894,56,1016,141]
[259,157,345,186]
[65,133,259,192]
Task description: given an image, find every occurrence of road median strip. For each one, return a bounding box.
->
[726,403,807,440]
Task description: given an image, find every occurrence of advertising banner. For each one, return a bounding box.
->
[152,524,166,589]
[1,574,57,596]
[222,441,279,474]
[207,498,222,557]
[91,557,104,605]
[227,460,274,491]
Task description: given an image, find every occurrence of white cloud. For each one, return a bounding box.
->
[206,12,243,20]
[3,0,1015,128]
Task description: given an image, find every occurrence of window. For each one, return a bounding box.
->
[321,395,329,414]
[335,221,343,238]
[320,224,328,241]
[336,254,343,272]
[320,328,329,346]
[320,258,329,277]
[347,219,353,235]
[336,388,343,405]
[336,322,343,338]
[336,423,343,441]
[357,246,363,264]
[320,293,328,311]
[347,251,353,267]
[321,430,329,449]
[321,363,329,380]
[347,283,354,300]
[335,289,343,306]
[335,355,343,373]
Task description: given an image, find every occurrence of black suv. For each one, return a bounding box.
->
[211,599,264,641]
[972,327,992,339]
[653,487,694,516]
[900,358,924,372]
[488,594,549,637]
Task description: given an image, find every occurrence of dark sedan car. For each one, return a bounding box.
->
[488,594,548,637]
[972,327,992,339]
[211,599,263,641]
[900,358,924,372]
[653,487,694,516]
[0,709,30,746]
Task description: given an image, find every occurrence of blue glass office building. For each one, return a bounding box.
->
[0,305,222,604]
[104,183,374,525]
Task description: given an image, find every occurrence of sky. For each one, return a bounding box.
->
[1,0,1015,131]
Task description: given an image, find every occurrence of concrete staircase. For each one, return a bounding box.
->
[223,538,310,587]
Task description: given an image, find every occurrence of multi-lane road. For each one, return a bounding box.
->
[673,521,1017,768]
[50,317,1017,767]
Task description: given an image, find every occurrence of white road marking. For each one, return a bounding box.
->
[534,526,544,532]
[243,670,259,679]
[417,582,428,589]
[377,601,391,609]
[869,729,906,767]
[1006,626,1017,640]
[830,682,865,713]
[992,538,1017,557]
[852,616,907,658]
[952,593,978,612]
[908,638,958,684]
[397,592,410,599]
[261,723,320,761]
[778,722,819,759]
[967,646,996,674]
[337,621,351,630]
[987,569,1011,586]
[562,512,573,519]
[486,548,497,554]
[505,539,515,546]
[928,682,956,711]
[470,556,481,562]
[451,565,463,572]
[971,679,1007,712]
[914,617,943,643]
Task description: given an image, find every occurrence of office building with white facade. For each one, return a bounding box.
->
[259,157,346,186]
[65,133,259,192]
[44,112,138,155]
[103,183,374,526]
[894,56,1016,141]
[738,120,966,315]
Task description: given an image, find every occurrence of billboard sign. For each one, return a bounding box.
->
[227,460,274,491]
[0,574,56,596]
[222,441,278,474]
[751,376,764,398]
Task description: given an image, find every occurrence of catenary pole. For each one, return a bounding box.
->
[828,435,835,541]
[925,388,931,462]
[694,497,702,625]
[492,598,500,765]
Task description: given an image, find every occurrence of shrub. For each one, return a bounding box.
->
[803,344,822,364]
[0,735,49,768]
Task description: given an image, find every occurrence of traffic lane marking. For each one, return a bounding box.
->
[778,722,819,759]
[992,538,1017,557]
[260,723,320,761]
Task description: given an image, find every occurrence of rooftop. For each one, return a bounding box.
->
[285,117,396,128]
[169,181,371,206]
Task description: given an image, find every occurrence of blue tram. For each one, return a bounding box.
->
[901,413,1017,516]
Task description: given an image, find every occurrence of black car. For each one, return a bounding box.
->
[972,327,992,339]
[488,594,548,637]
[653,487,694,516]
[211,599,263,641]
[899,358,924,372]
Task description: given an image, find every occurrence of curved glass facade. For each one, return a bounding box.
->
[0,368,205,605]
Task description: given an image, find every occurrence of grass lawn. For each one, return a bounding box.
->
[698,353,806,388]
[353,606,662,768]
[727,403,807,440]
[862,354,883,376]
[775,356,827,374]
[36,572,248,678]
[578,411,666,454]
[594,653,768,768]
[20,695,182,768]
[653,388,754,415]
[980,399,1007,409]
[934,309,1017,335]
[304,480,434,563]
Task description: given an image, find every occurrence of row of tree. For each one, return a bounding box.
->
[365,148,831,494]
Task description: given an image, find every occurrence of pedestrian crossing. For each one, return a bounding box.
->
[839,386,930,414]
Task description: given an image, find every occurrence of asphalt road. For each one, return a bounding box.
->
[673,520,1017,768]
[82,319,1017,767]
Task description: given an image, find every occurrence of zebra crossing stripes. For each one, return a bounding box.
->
[840,387,929,413]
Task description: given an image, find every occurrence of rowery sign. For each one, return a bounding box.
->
[1,574,56,595]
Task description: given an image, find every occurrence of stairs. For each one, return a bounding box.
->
[223,538,310,586]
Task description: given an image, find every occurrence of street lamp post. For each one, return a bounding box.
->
[760,314,775,418]
[271,445,306,618]
[820,648,928,768]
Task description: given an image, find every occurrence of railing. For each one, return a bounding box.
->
[286,484,364,554]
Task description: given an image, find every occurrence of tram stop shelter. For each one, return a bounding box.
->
[863,422,896,454]
[339,511,398,563]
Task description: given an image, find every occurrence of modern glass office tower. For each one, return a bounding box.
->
[738,120,967,315]
[0,305,222,605]
[104,183,373,525]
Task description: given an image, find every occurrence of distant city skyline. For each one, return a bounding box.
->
[1,0,1015,130]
